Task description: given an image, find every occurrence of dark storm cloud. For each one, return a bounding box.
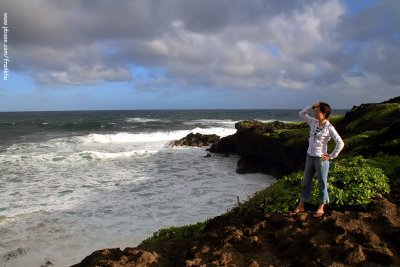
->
[2,0,400,98]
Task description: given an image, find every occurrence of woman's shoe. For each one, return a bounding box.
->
[288,208,306,215]
[294,208,306,213]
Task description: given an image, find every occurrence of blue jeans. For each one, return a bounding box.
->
[300,154,330,204]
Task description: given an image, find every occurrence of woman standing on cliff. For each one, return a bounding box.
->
[294,102,344,217]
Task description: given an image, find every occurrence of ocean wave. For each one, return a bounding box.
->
[79,150,159,160]
[184,119,237,126]
[78,127,236,144]
[255,119,295,123]
[125,118,171,123]
[79,131,188,144]
[189,127,237,137]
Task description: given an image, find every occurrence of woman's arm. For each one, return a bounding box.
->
[299,105,317,126]
[328,126,344,159]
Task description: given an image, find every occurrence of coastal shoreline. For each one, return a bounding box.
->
[73,96,400,266]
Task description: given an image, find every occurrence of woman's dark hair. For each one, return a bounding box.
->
[319,102,331,119]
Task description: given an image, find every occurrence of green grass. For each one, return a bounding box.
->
[139,221,208,246]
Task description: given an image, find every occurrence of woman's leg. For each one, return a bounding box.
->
[299,155,316,203]
[315,158,330,214]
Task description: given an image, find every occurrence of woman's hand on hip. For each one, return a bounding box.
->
[321,154,330,161]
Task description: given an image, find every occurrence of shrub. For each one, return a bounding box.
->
[367,153,400,186]
[329,114,344,125]
[345,103,400,132]
[139,221,207,246]
[327,156,390,207]
[233,155,390,214]
[261,171,303,212]
[230,171,302,215]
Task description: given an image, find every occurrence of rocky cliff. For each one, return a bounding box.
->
[209,120,309,177]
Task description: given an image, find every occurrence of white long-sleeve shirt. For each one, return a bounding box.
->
[299,106,344,159]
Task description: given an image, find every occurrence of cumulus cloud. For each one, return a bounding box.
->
[3,0,400,99]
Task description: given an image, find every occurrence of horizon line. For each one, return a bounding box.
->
[0,107,351,113]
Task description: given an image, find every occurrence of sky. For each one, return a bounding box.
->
[0,0,399,111]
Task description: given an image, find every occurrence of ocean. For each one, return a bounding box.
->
[0,109,343,266]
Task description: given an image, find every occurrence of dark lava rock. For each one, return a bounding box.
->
[171,132,220,147]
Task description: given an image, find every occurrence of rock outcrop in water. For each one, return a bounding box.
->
[72,97,400,267]
[171,132,220,147]
[210,120,308,177]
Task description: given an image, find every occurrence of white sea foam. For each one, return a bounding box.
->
[256,119,295,123]
[125,117,170,123]
[79,131,189,144]
[184,119,237,126]
[188,127,237,137]
[78,127,236,144]
[82,150,159,160]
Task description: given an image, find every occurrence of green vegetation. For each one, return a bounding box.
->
[232,156,390,214]
[327,156,390,207]
[280,128,309,147]
[367,153,400,187]
[231,171,303,214]
[235,120,267,130]
[345,103,400,132]
[344,129,387,147]
[329,114,345,125]
[140,221,208,246]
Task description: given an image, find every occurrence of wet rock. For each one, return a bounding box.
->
[172,133,220,147]
[40,260,54,267]
[3,247,31,262]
